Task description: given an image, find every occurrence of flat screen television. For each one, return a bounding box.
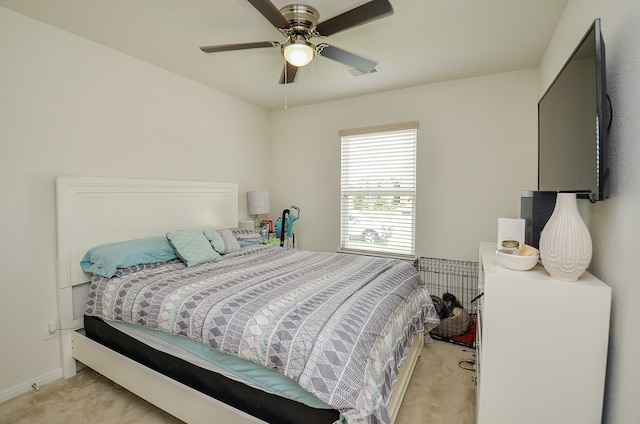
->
[538,18,610,202]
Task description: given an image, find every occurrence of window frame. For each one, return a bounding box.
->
[339,122,418,259]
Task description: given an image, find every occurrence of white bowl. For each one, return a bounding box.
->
[496,249,539,271]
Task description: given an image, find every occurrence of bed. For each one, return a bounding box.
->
[55,176,439,424]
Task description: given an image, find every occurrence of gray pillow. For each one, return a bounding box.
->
[204,229,241,254]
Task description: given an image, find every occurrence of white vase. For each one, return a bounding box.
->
[539,193,592,281]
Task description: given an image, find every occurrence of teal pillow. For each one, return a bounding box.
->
[80,236,178,278]
[204,229,241,254]
[167,229,220,267]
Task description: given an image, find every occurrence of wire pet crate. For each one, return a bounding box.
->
[414,257,480,347]
[414,257,479,310]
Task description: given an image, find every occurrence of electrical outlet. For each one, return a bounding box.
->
[42,320,58,340]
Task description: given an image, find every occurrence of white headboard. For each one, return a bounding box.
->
[55,176,238,375]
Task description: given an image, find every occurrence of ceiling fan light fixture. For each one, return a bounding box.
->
[282,37,315,67]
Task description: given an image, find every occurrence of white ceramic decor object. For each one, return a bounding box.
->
[496,250,539,271]
[539,193,592,281]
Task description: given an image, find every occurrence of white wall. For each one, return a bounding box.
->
[540,1,640,423]
[269,70,539,260]
[0,8,270,399]
[3,2,637,422]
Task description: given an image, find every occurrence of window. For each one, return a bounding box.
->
[340,122,418,258]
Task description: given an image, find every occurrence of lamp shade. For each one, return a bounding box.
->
[247,190,270,215]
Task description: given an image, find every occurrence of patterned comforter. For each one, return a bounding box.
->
[86,245,439,423]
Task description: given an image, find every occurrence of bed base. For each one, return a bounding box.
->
[72,331,263,424]
[71,327,423,424]
[81,315,340,424]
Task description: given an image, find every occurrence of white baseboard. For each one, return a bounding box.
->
[0,368,63,403]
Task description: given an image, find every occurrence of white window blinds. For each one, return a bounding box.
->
[340,122,418,257]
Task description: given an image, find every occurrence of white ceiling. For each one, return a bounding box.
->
[0,0,569,110]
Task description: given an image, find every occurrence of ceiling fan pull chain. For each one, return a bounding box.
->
[283,59,288,110]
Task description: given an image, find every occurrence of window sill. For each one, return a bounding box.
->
[337,248,415,262]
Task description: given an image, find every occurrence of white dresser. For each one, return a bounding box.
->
[476,242,611,424]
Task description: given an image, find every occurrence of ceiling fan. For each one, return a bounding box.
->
[199,0,394,84]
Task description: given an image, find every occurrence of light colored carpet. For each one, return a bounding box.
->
[0,340,475,424]
[395,340,476,424]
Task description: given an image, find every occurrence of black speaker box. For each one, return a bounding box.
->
[520,191,557,249]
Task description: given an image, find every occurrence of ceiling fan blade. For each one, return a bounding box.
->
[316,44,377,73]
[200,41,279,53]
[247,0,290,29]
[314,0,393,37]
[279,62,298,84]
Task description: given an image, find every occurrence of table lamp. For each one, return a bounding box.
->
[247,190,270,231]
